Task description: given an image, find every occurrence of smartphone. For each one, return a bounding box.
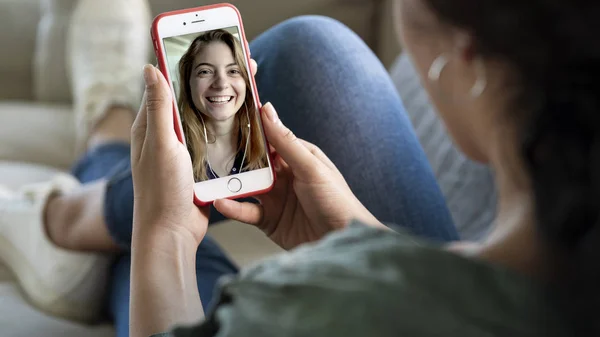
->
[151,3,275,206]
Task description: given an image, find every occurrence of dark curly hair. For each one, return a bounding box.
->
[424,0,600,334]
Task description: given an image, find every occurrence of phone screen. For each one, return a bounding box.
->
[162,27,268,183]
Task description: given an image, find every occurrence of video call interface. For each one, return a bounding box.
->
[163,26,268,182]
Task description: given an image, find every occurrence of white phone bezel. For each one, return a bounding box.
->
[154,6,274,203]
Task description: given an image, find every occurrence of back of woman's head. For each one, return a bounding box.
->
[423,0,600,333]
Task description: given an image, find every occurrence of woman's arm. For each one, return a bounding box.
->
[129,66,210,337]
[130,228,204,337]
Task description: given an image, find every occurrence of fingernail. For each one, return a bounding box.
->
[215,198,233,209]
[143,64,157,85]
[264,102,279,124]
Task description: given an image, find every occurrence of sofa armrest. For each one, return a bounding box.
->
[0,102,76,170]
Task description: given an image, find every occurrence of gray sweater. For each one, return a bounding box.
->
[152,222,568,337]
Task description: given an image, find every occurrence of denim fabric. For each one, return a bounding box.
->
[71,15,458,337]
[251,16,458,240]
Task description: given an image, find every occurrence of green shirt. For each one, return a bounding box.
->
[153,222,569,337]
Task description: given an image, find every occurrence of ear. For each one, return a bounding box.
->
[452,31,477,64]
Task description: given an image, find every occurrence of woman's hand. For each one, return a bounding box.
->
[130,65,208,337]
[214,103,386,250]
[130,60,259,245]
[129,62,261,337]
[131,65,209,245]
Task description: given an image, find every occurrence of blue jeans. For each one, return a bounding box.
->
[71,16,458,337]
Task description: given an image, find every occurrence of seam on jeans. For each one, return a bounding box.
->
[104,174,132,250]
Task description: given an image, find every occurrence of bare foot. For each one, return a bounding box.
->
[44,181,120,252]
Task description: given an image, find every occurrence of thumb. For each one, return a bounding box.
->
[261,102,320,180]
[143,65,175,141]
[131,90,148,162]
[213,198,264,226]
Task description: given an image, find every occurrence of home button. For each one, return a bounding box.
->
[227,177,242,193]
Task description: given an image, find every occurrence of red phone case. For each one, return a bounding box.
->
[151,3,275,207]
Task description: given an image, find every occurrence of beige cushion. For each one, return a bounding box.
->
[0,278,115,337]
[33,0,79,102]
[0,0,40,101]
[0,102,76,170]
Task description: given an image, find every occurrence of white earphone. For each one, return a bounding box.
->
[200,103,251,179]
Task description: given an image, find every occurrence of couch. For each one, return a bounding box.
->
[0,0,495,336]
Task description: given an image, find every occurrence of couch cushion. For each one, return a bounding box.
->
[0,102,76,170]
[0,0,40,101]
[0,161,66,190]
[33,0,79,102]
[0,275,114,337]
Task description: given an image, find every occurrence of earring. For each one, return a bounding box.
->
[428,54,449,82]
[427,54,487,98]
[469,57,487,98]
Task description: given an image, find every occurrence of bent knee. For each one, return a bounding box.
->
[279,15,350,35]
[266,15,364,53]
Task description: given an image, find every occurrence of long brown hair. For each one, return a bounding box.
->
[177,29,267,181]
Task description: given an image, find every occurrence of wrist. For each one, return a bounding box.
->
[130,224,204,336]
[132,224,200,259]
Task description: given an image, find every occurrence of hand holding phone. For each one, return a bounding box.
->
[131,65,209,246]
[213,103,386,250]
[151,4,274,206]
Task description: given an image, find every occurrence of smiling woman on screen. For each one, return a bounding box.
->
[177,29,267,181]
